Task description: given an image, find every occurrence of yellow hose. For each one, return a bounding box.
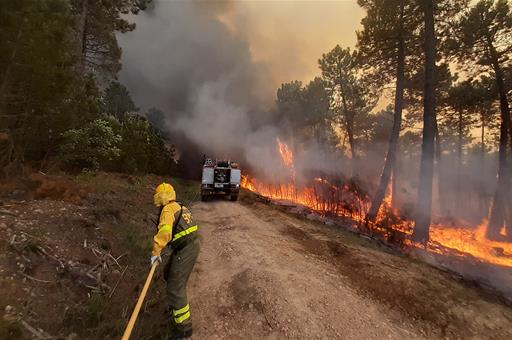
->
[121,262,158,340]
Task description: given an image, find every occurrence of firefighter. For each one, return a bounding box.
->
[151,182,200,340]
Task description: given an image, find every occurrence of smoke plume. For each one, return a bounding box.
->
[117,0,363,178]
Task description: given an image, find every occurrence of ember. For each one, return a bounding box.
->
[242,138,512,268]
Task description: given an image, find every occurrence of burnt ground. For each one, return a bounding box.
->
[1,173,512,339]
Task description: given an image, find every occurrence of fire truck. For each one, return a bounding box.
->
[201,158,241,201]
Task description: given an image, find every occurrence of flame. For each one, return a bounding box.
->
[241,138,512,268]
[277,137,294,167]
[276,137,296,180]
[429,222,512,267]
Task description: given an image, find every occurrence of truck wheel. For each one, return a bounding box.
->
[230,194,238,201]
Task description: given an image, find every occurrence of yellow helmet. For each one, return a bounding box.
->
[153,182,176,207]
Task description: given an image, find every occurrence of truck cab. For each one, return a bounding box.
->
[201,158,241,201]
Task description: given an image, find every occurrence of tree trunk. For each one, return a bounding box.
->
[0,25,23,107]
[487,40,512,240]
[346,112,356,161]
[481,113,485,154]
[339,86,356,162]
[479,112,487,217]
[457,108,463,176]
[457,108,463,211]
[413,0,437,243]
[434,119,449,216]
[337,60,357,166]
[367,3,406,221]
[392,151,399,209]
[76,0,89,74]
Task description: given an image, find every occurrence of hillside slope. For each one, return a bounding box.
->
[1,173,511,339]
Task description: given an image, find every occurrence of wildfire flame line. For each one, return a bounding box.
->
[241,138,512,268]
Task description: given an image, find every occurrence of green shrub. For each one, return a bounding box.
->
[59,112,174,175]
[117,113,174,175]
[60,119,121,170]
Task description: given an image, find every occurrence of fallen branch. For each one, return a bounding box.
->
[107,252,122,270]
[35,246,65,269]
[85,284,102,292]
[91,247,103,258]
[109,265,128,299]
[19,271,55,284]
[9,233,27,247]
[19,231,45,242]
[86,263,101,278]
[15,237,115,293]
[116,252,127,262]
[0,208,16,217]
[19,319,52,339]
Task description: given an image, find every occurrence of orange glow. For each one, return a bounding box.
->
[276,137,296,181]
[242,138,512,268]
[429,222,512,267]
[276,137,294,167]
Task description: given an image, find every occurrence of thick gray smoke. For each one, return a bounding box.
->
[118,0,267,175]
[118,0,346,180]
[117,1,497,227]
[119,1,270,109]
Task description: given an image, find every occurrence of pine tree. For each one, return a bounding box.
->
[450,0,512,240]
[413,0,438,243]
[0,0,100,173]
[72,0,152,77]
[103,81,138,119]
[319,46,377,166]
[357,0,422,220]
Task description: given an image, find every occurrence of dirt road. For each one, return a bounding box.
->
[183,198,512,340]
[188,200,420,339]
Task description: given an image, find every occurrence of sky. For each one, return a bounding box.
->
[215,0,365,87]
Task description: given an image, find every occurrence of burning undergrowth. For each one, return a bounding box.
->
[242,137,411,237]
[241,137,512,289]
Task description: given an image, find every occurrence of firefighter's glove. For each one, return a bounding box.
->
[150,255,162,266]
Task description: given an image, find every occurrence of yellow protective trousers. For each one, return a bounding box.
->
[164,237,200,335]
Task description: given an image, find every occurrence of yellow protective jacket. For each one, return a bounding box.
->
[152,201,198,256]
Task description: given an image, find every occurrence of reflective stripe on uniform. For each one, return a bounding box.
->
[159,224,173,234]
[173,304,189,316]
[174,311,191,324]
[172,225,198,242]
